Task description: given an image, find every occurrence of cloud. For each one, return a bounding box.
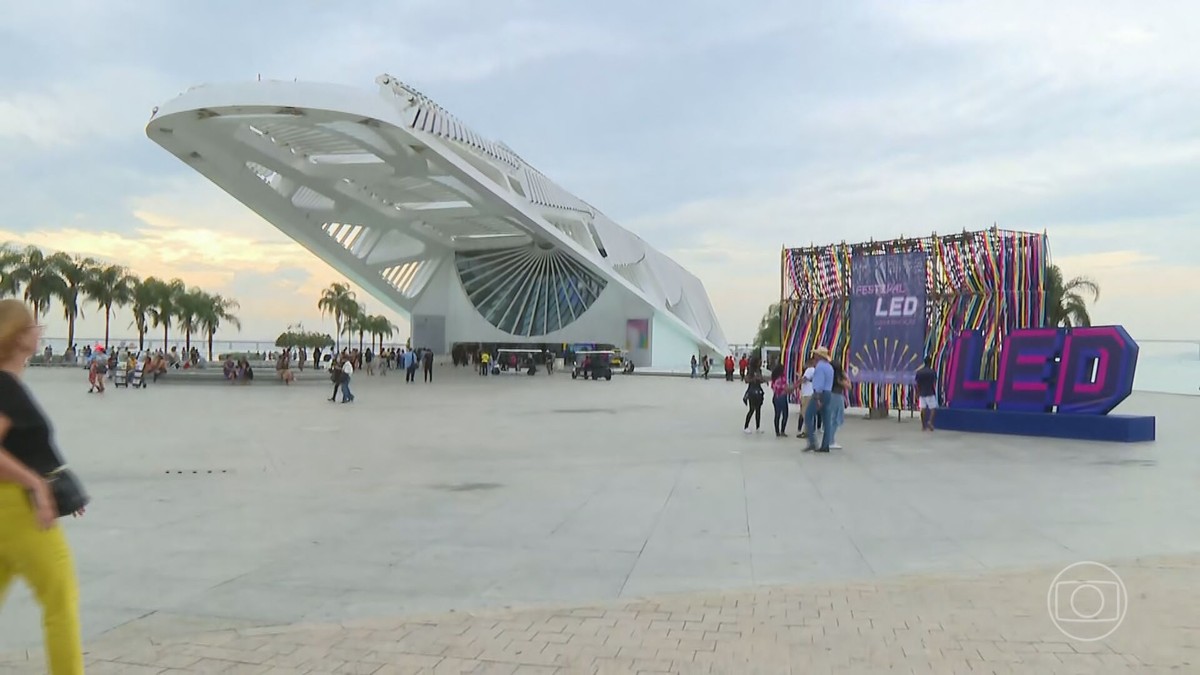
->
[0,181,410,344]
[0,65,171,148]
[3,1,1199,348]
[259,9,635,86]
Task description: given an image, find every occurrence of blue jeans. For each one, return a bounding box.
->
[825,393,845,448]
[772,395,789,434]
[805,392,833,449]
[340,375,354,402]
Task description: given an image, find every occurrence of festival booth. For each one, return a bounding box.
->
[780,227,1154,443]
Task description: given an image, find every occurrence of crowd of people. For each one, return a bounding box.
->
[263,346,437,402]
[74,343,206,393]
[737,347,941,451]
[738,347,846,450]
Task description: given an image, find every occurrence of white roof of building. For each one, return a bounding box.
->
[147,74,727,353]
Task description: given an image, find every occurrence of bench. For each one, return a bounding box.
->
[28,356,80,367]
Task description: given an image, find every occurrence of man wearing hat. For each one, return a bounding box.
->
[804,346,835,452]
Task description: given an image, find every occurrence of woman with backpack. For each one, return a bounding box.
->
[742,360,766,434]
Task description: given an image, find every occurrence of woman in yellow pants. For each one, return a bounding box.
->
[0,300,84,674]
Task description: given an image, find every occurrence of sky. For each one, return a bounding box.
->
[1,0,1198,347]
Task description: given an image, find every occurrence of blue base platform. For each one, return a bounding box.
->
[935,408,1156,443]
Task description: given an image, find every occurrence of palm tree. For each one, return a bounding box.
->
[144,277,186,350]
[84,264,137,350]
[13,246,67,324]
[318,282,357,350]
[175,288,209,354]
[344,303,368,354]
[130,277,158,350]
[198,294,241,361]
[369,315,396,353]
[1045,264,1100,328]
[0,245,20,298]
[53,253,98,350]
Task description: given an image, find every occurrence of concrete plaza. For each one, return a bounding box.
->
[1,366,1197,673]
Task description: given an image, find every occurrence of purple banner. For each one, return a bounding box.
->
[849,252,927,384]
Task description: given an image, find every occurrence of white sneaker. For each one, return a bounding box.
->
[756,429,764,434]
[743,428,752,434]
[830,443,843,449]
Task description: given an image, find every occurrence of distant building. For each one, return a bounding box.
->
[148,74,727,368]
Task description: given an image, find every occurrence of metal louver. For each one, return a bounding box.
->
[456,246,607,337]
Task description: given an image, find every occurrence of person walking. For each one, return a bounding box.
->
[804,347,836,452]
[701,355,710,380]
[86,346,106,394]
[742,364,766,433]
[770,364,800,437]
[795,357,816,439]
[915,357,939,431]
[327,358,343,402]
[422,349,434,383]
[480,350,490,376]
[825,357,849,450]
[339,356,355,403]
[0,299,86,675]
[690,355,698,378]
[724,354,735,381]
[404,349,418,383]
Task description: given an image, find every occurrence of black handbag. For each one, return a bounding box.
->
[44,467,90,517]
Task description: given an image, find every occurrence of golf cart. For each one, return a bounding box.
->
[609,350,625,369]
[571,350,614,381]
[495,348,540,375]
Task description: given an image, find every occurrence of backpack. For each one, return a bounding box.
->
[743,381,763,405]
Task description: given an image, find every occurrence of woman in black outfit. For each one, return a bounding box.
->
[742,363,766,433]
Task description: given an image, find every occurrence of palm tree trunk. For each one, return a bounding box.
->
[208,329,214,361]
[138,326,145,351]
[67,313,76,351]
[335,316,341,351]
[103,305,111,350]
[185,327,191,353]
[163,324,169,351]
[359,330,364,354]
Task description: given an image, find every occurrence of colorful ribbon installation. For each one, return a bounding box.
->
[781,228,1047,409]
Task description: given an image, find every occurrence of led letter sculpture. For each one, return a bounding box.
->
[938,326,1154,442]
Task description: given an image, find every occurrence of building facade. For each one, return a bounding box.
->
[147,74,728,367]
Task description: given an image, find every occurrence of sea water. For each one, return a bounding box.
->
[1132,342,1200,396]
[34,335,1200,396]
